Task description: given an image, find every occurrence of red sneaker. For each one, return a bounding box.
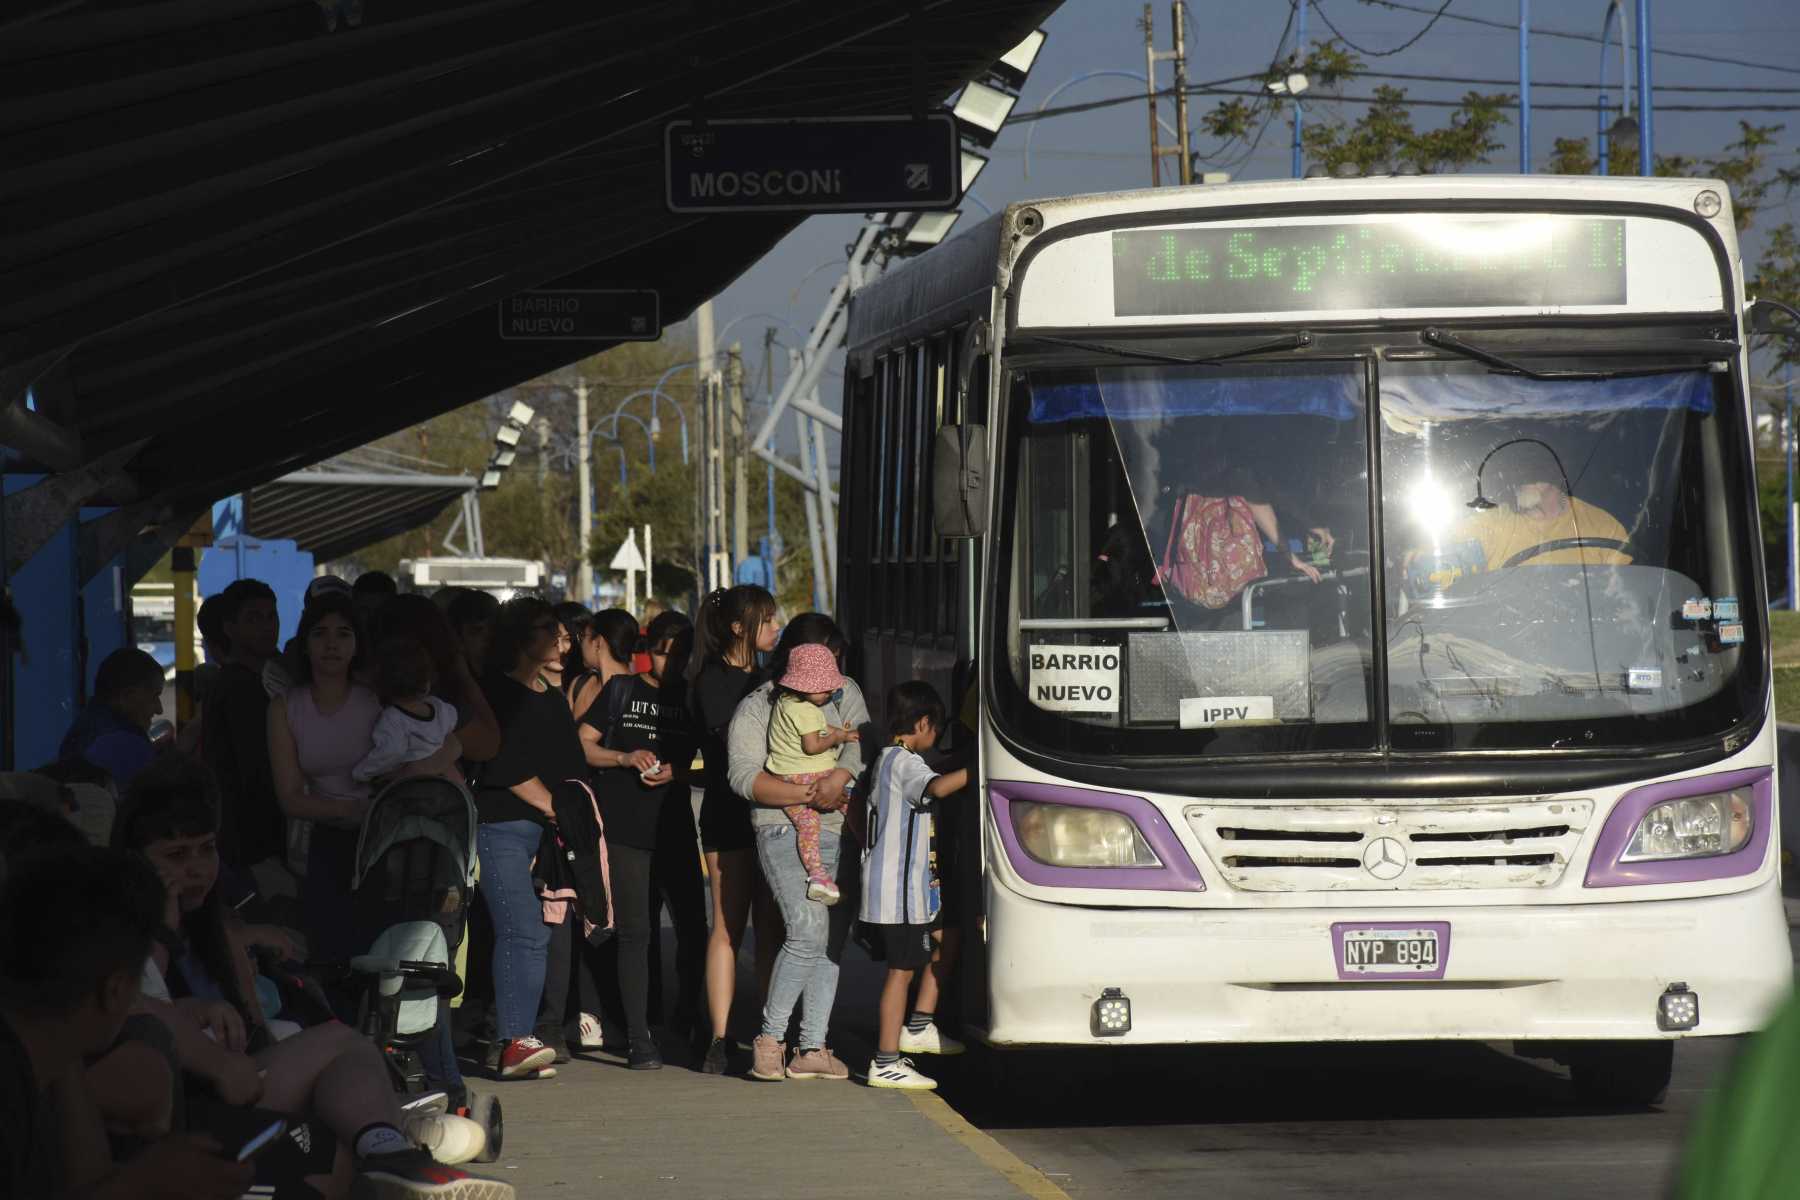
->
[497,1036,555,1079]
[355,1149,515,1197]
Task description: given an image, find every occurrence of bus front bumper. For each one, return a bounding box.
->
[982,875,1793,1045]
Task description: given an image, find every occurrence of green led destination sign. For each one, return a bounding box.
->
[1110,217,1625,317]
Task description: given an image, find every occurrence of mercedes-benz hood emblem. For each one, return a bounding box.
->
[1362,836,1408,881]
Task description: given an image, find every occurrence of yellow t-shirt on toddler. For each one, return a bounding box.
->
[767,693,837,777]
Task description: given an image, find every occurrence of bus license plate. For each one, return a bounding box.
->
[1338,926,1441,976]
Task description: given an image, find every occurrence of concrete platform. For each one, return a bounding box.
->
[482,936,1055,1200]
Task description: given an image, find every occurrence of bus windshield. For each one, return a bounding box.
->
[995,354,1761,758]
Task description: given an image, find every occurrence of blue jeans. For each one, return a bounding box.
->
[757,823,850,1049]
[477,820,551,1042]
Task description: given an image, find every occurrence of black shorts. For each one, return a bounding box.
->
[698,788,756,853]
[867,922,935,970]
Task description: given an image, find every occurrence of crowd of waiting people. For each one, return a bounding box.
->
[5,575,971,1198]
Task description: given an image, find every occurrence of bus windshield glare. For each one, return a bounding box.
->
[997,356,1761,757]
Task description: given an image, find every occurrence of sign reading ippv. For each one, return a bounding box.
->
[498,289,660,341]
[665,115,960,214]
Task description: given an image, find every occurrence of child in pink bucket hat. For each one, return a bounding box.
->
[765,643,860,903]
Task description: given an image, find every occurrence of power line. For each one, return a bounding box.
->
[1310,0,1457,58]
[1358,0,1800,78]
[1014,83,1800,125]
[1359,69,1800,95]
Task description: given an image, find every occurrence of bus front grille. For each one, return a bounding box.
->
[1187,800,1594,892]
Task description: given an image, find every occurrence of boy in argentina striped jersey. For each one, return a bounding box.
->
[860,681,969,1091]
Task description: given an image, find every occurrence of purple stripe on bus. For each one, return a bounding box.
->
[1583,766,1773,888]
[1330,921,1452,982]
[987,779,1206,891]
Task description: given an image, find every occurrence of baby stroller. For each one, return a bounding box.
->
[344,776,502,1162]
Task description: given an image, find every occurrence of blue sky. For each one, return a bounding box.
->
[703,0,1800,457]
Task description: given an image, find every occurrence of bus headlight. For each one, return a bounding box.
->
[1011,800,1161,868]
[1619,789,1753,862]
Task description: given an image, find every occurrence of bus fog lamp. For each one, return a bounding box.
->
[1619,789,1751,862]
[1658,983,1699,1031]
[1091,987,1132,1036]
[1011,800,1160,868]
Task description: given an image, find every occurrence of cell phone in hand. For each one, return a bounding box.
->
[232,1117,287,1161]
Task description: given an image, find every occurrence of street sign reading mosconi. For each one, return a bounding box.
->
[665,115,960,214]
[497,289,661,341]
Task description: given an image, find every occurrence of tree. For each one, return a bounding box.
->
[1196,40,1507,178]
[1301,84,1511,176]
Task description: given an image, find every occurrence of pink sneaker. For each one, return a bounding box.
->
[787,1046,850,1080]
[750,1035,786,1082]
[805,878,841,905]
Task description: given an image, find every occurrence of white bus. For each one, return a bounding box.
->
[398,556,543,602]
[838,174,1788,1105]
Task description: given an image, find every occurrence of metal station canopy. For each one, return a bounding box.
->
[0,0,1061,581]
[241,450,478,563]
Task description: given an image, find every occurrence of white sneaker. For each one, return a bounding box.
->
[403,1111,488,1165]
[806,879,841,905]
[400,1091,450,1117]
[576,1012,606,1050]
[898,1023,965,1057]
[867,1057,937,1090]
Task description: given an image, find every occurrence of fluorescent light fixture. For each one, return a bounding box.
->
[902,210,961,251]
[953,81,1017,146]
[480,469,501,490]
[493,448,516,469]
[991,28,1047,90]
[495,425,522,448]
[506,400,536,427]
[960,149,989,196]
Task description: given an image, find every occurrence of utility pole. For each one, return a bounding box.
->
[1142,4,1161,186]
[1292,0,1307,178]
[695,301,715,599]
[576,378,593,605]
[1519,0,1532,173]
[1143,4,1191,186]
[1171,1,1193,184]
[1635,0,1653,172]
[533,414,552,570]
[728,343,748,569]
[707,370,729,589]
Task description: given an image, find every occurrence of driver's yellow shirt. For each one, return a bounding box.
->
[1450,497,1631,572]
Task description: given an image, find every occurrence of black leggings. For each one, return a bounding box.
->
[609,840,707,1051]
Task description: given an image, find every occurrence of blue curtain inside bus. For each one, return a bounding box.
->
[1028,364,1712,425]
[1029,364,1360,424]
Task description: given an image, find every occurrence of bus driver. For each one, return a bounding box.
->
[1411,440,1632,592]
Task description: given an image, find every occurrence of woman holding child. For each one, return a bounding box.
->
[724,614,869,1083]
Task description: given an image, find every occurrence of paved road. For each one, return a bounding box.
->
[907,911,1800,1199]
[925,1036,1737,1198]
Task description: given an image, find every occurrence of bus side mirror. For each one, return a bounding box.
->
[933,423,989,539]
[1749,298,1800,342]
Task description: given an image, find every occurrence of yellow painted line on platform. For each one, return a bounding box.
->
[907,1090,1074,1200]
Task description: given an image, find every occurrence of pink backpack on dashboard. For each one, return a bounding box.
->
[1155,494,1268,609]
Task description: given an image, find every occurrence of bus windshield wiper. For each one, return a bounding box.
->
[1022,330,1313,366]
[1419,327,1725,380]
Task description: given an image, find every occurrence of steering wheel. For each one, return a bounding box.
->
[1500,537,1632,570]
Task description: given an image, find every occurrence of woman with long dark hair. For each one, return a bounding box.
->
[474,597,585,1079]
[687,585,781,1073]
[725,613,869,1082]
[586,610,704,1070]
[539,607,639,1054]
[266,593,385,965]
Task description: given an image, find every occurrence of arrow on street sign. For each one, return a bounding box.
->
[610,530,646,572]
